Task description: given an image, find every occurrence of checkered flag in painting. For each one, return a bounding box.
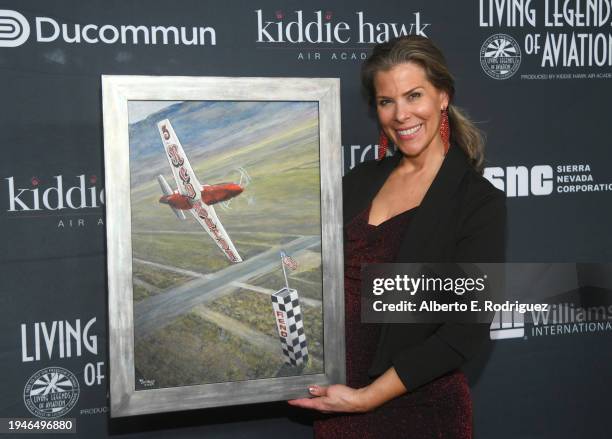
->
[271,287,308,366]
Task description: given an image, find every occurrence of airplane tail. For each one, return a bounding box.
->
[157,174,186,220]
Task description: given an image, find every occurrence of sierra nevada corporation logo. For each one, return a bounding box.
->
[483,163,612,197]
[0,9,216,47]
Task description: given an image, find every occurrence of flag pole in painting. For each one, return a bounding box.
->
[281,250,292,291]
[271,251,308,366]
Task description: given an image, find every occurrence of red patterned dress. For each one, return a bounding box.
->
[314,206,472,439]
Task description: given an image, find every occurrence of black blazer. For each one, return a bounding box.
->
[343,145,507,391]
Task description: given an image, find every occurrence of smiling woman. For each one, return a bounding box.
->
[374,63,449,159]
[288,36,507,439]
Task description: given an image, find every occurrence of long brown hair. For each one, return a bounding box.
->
[361,35,485,171]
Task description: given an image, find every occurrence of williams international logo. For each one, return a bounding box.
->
[0,9,216,47]
[480,34,522,80]
[255,9,431,62]
[490,310,525,340]
[0,10,30,47]
[491,304,612,341]
[23,367,80,418]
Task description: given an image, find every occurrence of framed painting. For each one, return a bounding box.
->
[102,75,344,417]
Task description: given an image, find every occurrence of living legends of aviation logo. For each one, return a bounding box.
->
[19,316,106,416]
[0,9,216,47]
[255,9,431,61]
[23,367,80,419]
[478,0,612,80]
[480,33,522,80]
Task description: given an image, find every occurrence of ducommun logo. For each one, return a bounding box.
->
[0,10,30,47]
[0,9,216,47]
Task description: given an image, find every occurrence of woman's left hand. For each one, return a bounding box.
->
[287,384,372,413]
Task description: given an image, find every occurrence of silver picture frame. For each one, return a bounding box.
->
[102,75,345,417]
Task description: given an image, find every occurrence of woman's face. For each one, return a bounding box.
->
[374,62,449,159]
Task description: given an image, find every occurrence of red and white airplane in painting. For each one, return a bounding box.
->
[156,119,243,263]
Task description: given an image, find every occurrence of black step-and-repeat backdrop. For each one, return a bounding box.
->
[1,1,611,437]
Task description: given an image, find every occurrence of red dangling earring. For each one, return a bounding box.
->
[440,108,451,155]
[377,130,389,161]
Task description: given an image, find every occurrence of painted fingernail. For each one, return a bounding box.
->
[308,386,317,393]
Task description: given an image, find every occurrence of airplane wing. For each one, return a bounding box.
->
[188,199,243,263]
[157,119,242,263]
[157,119,203,201]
